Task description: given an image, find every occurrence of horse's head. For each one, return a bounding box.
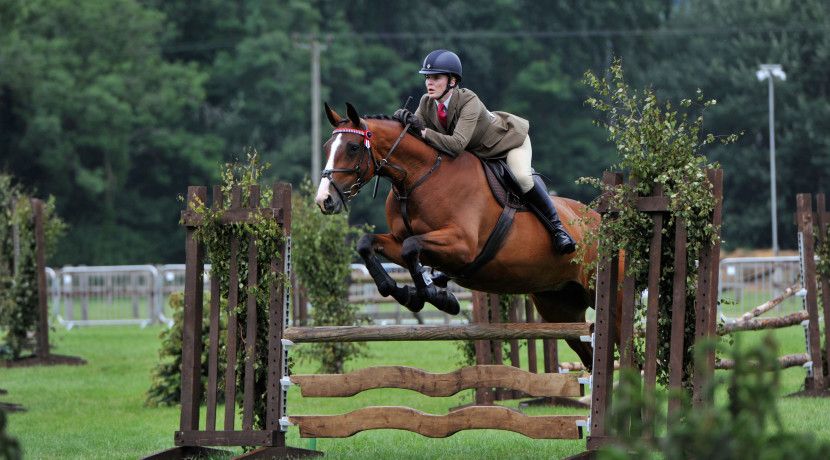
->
[315,102,375,214]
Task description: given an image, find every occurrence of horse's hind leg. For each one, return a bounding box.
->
[531,285,594,370]
[357,233,424,312]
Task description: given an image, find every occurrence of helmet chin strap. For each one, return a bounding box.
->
[437,76,457,102]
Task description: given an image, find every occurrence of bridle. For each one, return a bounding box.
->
[321,119,438,216]
[320,122,376,211]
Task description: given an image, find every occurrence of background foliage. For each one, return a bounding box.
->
[1,0,828,265]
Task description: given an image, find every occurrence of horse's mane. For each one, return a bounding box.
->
[364,114,456,158]
[364,114,422,137]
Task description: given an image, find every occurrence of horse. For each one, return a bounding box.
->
[314,102,619,368]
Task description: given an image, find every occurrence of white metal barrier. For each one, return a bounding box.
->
[718,256,804,320]
[157,264,211,325]
[54,265,159,329]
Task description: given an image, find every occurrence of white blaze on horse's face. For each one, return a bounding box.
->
[314,133,343,212]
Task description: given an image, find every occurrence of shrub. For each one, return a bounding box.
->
[600,335,830,459]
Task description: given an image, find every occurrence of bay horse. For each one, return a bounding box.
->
[315,102,618,368]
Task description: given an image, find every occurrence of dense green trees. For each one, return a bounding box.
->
[1,0,827,264]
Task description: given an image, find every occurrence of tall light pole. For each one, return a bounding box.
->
[296,37,327,183]
[756,64,786,256]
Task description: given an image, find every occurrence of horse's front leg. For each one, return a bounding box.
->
[400,230,469,315]
[356,233,425,313]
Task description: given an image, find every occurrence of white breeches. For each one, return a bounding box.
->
[505,136,534,193]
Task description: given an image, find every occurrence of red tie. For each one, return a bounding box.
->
[438,103,447,129]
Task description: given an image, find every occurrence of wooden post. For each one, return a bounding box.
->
[33,200,50,359]
[180,186,206,433]
[472,291,494,404]
[586,172,622,451]
[693,169,722,407]
[816,194,830,390]
[205,187,222,431]
[796,193,826,390]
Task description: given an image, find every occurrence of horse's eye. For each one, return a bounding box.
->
[348,143,360,155]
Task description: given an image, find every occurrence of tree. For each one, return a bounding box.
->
[636,0,830,250]
[0,0,222,264]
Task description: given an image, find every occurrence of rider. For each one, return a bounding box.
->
[395,49,576,255]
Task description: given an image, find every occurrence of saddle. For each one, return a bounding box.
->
[481,158,530,211]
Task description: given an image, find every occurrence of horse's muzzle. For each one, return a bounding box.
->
[317,193,344,215]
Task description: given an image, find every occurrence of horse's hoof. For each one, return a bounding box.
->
[395,286,424,313]
[434,291,460,315]
[376,279,395,297]
[430,271,450,289]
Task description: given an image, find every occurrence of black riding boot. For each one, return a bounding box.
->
[523,182,576,255]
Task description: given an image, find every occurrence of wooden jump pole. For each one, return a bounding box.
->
[284,322,592,343]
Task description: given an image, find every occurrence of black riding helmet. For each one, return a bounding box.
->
[419,49,462,100]
[419,49,462,81]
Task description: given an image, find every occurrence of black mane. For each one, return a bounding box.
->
[365,114,427,140]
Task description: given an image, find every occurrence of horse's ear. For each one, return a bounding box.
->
[345,102,361,127]
[324,102,340,128]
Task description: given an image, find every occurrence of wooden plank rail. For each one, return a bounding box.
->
[288,406,587,439]
[284,322,593,343]
[289,365,583,398]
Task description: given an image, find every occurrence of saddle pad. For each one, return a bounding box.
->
[481,158,528,211]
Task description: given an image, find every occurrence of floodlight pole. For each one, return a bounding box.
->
[296,37,327,184]
[756,64,786,257]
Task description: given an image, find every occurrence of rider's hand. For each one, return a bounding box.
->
[393,109,425,133]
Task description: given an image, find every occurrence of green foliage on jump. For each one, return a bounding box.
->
[579,59,739,390]
[600,336,830,459]
[0,174,66,362]
[291,180,370,374]
[145,292,227,407]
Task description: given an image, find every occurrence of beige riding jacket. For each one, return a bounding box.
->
[415,88,529,159]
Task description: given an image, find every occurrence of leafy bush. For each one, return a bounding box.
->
[291,180,370,374]
[145,292,226,407]
[600,335,830,459]
[0,174,66,361]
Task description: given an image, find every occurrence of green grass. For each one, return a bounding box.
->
[2,324,829,459]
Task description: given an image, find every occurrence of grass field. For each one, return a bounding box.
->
[2,323,829,460]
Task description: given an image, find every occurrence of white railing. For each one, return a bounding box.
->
[718,256,804,320]
[54,265,159,329]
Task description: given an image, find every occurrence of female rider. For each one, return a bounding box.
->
[395,49,575,254]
